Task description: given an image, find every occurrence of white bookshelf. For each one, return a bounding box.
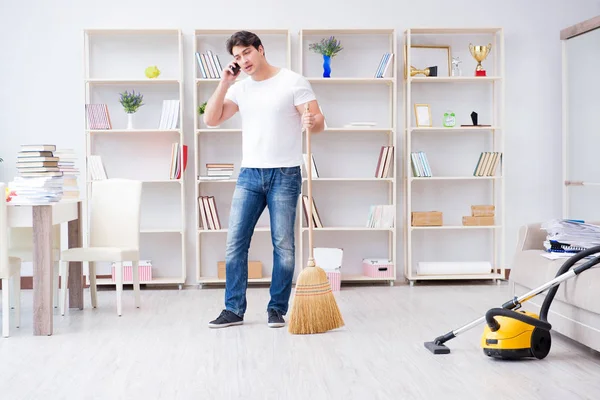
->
[299,28,397,285]
[194,29,292,286]
[402,27,505,285]
[83,28,186,288]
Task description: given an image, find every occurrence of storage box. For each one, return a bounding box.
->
[362,258,394,278]
[471,205,495,217]
[411,211,443,226]
[111,261,153,283]
[462,216,495,226]
[326,270,341,292]
[217,261,263,280]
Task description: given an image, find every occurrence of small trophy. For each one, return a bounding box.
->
[451,57,462,77]
[469,43,492,76]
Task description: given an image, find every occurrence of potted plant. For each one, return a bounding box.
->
[309,36,343,78]
[119,90,144,129]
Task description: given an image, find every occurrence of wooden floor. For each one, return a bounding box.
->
[2,281,600,399]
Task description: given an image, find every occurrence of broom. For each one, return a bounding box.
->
[288,103,345,335]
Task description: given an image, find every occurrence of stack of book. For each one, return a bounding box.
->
[375,146,394,178]
[9,144,64,203]
[195,51,224,79]
[88,155,107,180]
[54,149,80,199]
[158,100,180,129]
[198,163,234,181]
[169,143,188,180]
[410,151,432,177]
[374,52,394,78]
[473,152,502,176]
[198,196,221,230]
[366,205,395,228]
[302,195,323,228]
[85,103,112,130]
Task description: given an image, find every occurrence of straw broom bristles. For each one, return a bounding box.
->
[288,258,345,334]
[288,103,344,335]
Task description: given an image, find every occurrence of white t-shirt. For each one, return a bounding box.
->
[225,68,316,168]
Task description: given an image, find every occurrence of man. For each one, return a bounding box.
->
[205,31,325,328]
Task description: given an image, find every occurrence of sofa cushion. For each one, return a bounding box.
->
[510,249,600,315]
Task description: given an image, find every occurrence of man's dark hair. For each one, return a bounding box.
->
[226,30,263,56]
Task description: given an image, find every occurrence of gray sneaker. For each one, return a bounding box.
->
[268,308,285,328]
[208,310,243,328]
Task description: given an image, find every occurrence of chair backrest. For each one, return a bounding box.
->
[0,183,9,278]
[9,225,61,251]
[89,179,142,249]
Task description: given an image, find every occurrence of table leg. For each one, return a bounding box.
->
[32,205,53,336]
[68,202,83,309]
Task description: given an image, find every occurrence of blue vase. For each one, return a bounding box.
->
[322,55,331,78]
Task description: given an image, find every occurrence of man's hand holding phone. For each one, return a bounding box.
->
[222,61,240,85]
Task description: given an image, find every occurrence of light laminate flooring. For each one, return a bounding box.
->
[1,282,600,399]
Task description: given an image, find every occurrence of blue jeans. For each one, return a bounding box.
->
[224,166,302,317]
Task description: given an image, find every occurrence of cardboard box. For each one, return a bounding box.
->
[471,205,495,217]
[462,216,495,226]
[411,211,443,226]
[217,261,263,280]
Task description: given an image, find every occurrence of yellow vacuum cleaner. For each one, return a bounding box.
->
[424,245,600,359]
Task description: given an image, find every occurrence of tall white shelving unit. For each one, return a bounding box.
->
[403,28,505,285]
[298,29,397,285]
[83,28,186,289]
[194,29,291,286]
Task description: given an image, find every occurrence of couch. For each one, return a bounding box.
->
[509,222,600,353]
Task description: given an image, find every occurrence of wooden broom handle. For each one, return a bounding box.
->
[304,103,315,265]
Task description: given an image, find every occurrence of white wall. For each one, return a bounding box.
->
[1,0,599,284]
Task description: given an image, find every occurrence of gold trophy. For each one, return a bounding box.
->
[469,43,491,76]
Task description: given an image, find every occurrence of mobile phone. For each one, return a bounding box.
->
[230,62,240,75]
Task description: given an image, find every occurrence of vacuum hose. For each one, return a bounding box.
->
[487,244,600,332]
[539,245,600,321]
[485,308,551,332]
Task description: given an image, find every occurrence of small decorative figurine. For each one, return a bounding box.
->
[451,57,462,77]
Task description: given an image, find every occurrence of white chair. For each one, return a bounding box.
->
[0,182,21,337]
[60,179,142,317]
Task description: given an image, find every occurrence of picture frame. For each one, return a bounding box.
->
[414,104,432,127]
[404,45,451,78]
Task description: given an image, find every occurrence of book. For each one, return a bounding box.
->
[85,104,112,130]
[169,143,188,179]
[158,100,180,129]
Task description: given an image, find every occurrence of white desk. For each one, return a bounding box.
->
[7,199,83,336]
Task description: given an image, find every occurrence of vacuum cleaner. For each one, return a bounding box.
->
[424,245,600,359]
